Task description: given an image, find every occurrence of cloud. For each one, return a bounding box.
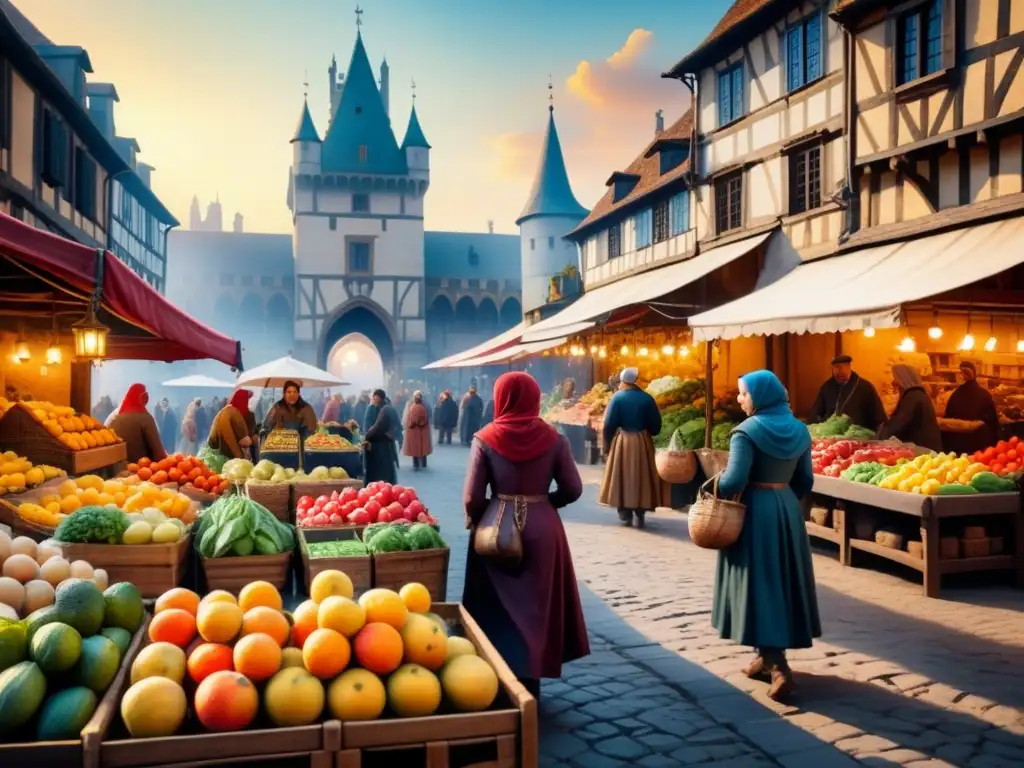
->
[566,29,666,111]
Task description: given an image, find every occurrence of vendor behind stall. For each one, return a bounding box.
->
[364,389,399,483]
[809,354,887,430]
[944,361,999,449]
[206,390,258,463]
[109,384,167,464]
[263,380,318,436]
[878,364,943,451]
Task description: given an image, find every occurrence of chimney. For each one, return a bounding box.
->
[233,213,244,233]
[655,109,664,134]
[86,83,118,139]
[487,220,494,234]
[380,59,390,117]
[136,163,154,189]
[35,45,92,107]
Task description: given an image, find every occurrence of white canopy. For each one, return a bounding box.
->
[521,230,774,342]
[422,321,588,370]
[422,322,525,370]
[236,356,349,389]
[689,217,1024,341]
[448,337,568,367]
[161,375,237,389]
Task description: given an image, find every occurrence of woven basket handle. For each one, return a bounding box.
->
[699,474,722,499]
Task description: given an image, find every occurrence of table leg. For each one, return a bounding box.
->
[922,511,940,598]
[839,502,851,566]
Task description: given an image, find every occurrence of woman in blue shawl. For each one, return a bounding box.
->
[712,370,821,702]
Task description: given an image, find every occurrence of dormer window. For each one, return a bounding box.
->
[606,172,641,203]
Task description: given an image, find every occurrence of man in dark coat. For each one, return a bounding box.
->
[434,391,458,444]
[363,389,398,484]
[459,386,485,445]
[945,361,1000,450]
[809,355,887,430]
[154,398,177,453]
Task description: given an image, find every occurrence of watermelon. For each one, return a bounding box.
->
[74,635,120,694]
[103,583,144,633]
[54,579,106,637]
[0,661,46,735]
[23,605,66,643]
[36,687,99,741]
[101,627,133,656]
[30,623,82,674]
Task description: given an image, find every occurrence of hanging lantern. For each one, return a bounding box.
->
[14,327,30,361]
[863,327,876,338]
[927,310,943,340]
[960,333,976,351]
[620,345,630,356]
[679,346,690,358]
[45,344,62,365]
[984,317,997,352]
[638,347,649,357]
[71,300,109,360]
[898,335,916,353]
[661,344,675,356]
[598,347,607,359]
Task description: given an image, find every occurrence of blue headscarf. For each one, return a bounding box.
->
[732,370,811,460]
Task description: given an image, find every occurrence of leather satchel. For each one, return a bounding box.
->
[473,494,545,565]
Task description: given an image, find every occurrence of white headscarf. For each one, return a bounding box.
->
[620,367,639,385]
[892,364,924,392]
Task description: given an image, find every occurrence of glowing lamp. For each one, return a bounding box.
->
[661,345,675,356]
[71,303,109,360]
[863,327,876,338]
[45,344,62,365]
[598,347,607,359]
[928,325,943,340]
[897,335,916,353]
[1017,340,1024,353]
[620,345,630,355]
[985,336,997,352]
[679,346,690,357]
[14,334,30,361]
[638,347,649,357]
[959,334,976,351]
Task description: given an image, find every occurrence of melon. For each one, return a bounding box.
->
[101,627,133,656]
[3,554,39,583]
[39,557,71,587]
[103,582,145,632]
[9,537,37,560]
[0,661,47,735]
[22,580,56,614]
[54,579,105,637]
[36,686,98,740]
[0,577,25,614]
[30,622,82,674]
[74,635,120,694]
[23,605,65,642]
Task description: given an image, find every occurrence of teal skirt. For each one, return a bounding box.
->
[711,486,822,649]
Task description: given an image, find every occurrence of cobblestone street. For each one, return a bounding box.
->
[406,444,1024,767]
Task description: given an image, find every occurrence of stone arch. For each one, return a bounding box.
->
[500,297,521,328]
[240,293,264,338]
[455,295,476,328]
[317,297,397,378]
[427,294,454,325]
[478,297,498,328]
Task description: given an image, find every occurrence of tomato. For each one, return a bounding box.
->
[297,495,314,512]
[392,485,406,496]
[982,447,996,463]
[1006,462,1020,473]
[315,495,330,506]
[341,487,358,503]
[328,513,345,526]
[407,500,425,517]
[377,509,393,523]
[991,463,1005,475]
[312,512,330,526]
[323,501,340,517]
[1010,436,1020,447]
[364,500,381,516]
[397,492,412,507]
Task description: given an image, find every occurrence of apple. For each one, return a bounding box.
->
[407,500,425,517]
[328,513,345,526]
[351,509,372,525]
[377,509,393,523]
[330,490,341,502]
[374,489,394,506]
[404,488,418,502]
[357,490,372,506]
[323,501,340,517]
[312,512,330,526]
[341,487,358,503]
[296,495,314,511]
[392,485,406,496]
[341,501,358,516]
[315,495,330,507]
[364,500,381,516]
[397,491,412,507]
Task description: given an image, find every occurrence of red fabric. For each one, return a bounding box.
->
[475,372,559,463]
[229,389,251,416]
[118,383,149,415]
[0,212,241,367]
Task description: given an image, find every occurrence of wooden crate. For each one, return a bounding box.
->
[0,616,148,768]
[0,498,57,542]
[201,550,292,592]
[90,640,339,768]
[335,603,537,768]
[0,404,126,474]
[60,535,191,598]
[298,527,372,596]
[372,548,450,602]
[245,480,292,521]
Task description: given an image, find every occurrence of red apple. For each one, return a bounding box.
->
[374,488,394,506]
[341,487,358,503]
[328,513,344,526]
[397,492,412,507]
[312,512,330,526]
[330,490,341,502]
[392,485,406,496]
[296,495,314,511]
[404,488,418,502]
[377,509,393,523]
[323,501,340,517]
[407,500,425,517]
[351,509,372,525]
[315,495,330,506]
[364,499,381,515]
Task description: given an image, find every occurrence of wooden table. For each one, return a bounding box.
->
[806,476,1024,598]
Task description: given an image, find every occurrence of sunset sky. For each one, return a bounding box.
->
[13,0,734,235]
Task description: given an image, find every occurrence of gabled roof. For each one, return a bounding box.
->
[401,105,430,149]
[830,0,887,21]
[664,0,783,77]
[567,109,693,240]
[320,32,406,175]
[291,99,321,143]
[516,109,588,226]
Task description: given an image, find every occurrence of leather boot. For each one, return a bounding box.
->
[766,656,795,701]
[742,654,770,681]
[617,509,632,526]
[633,510,646,529]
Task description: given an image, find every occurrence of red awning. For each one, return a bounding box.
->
[0,211,242,368]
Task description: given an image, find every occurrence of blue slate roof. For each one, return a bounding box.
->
[291,99,321,143]
[320,33,406,175]
[424,232,521,283]
[401,105,430,149]
[516,109,588,226]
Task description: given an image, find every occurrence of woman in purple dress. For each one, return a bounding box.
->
[462,372,590,698]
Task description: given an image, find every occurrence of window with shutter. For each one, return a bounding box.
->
[653,199,670,244]
[74,147,97,221]
[670,192,689,236]
[347,241,372,273]
[41,110,68,188]
[788,144,822,215]
[0,59,9,151]
[715,173,743,233]
[897,0,943,85]
[635,209,653,249]
[717,62,744,126]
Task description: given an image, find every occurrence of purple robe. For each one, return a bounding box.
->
[462,435,590,680]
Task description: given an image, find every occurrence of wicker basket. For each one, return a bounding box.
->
[875,530,904,550]
[696,448,730,478]
[687,475,746,549]
[244,480,291,521]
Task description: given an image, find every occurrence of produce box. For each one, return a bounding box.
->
[298,527,371,597]
[372,548,449,603]
[0,404,127,475]
[59,535,191,599]
[292,478,363,503]
[200,551,291,592]
[0,497,55,542]
[335,603,538,768]
[244,480,291,521]
[303,451,363,479]
[0,616,149,768]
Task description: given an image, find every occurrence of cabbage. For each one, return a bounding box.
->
[646,375,687,397]
[222,458,254,483]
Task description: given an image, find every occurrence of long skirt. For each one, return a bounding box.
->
[712,486,822,649]
[598,430,667,510]
[463,503,590,680]
[364,441,397,485]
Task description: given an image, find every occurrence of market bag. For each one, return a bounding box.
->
[655,429,698,484]
[688,475,745,549]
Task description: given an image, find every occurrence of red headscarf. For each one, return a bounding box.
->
[229,389,251,416]
[474,372,558,463]
[118,383,149,415]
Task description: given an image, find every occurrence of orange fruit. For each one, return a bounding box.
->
[317,596,366,638]
[310,570,353,603]
[155,587,201,616]
[240,606,290,647]
[291,600,320,649]
[196,601,244,644]
[149,608,197,648]
[352,623,403,676]
[399,583,432,613]
[199,589,237,609]
[400,613,448,671]
[195,670,259,731]
[187,643,234,684]
[387,664,442,718]
[302,628,351,680]
[233,632,282,682]
[358,589,408,630]
[238,581,282,612]
[327,668,387,721]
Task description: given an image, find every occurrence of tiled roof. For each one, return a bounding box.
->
[664,0,777,76]
[566,108,693,239]
[515,109,589,225]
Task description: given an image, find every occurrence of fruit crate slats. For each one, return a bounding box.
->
[372,548,449,602]
[60,535,191,599]
[298,527,372,596]
[0,405,126,474]
[200,551,292,593]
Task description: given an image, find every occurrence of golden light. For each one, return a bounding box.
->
[589,345,598,354]
[679,346,690,357]
[897,335,916,353]
[14,330,30,361]
[569,345,579,356]
[344,349,359,364]
[598,347,607,359]
[662,345,675,356]
[1017,340,1024,353]
[638,347,649,357]
[928,325,943,340]
[45,344,62,365]
[620,345,630,355]
[71,302,110,361]
[985,336,997,352]
[960,334,976,351]
[9,354,21,365]
[863,327,876,338]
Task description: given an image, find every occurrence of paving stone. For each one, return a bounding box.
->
[636,732,683,751]
[540,732,590,759]
[777,745,861,767]
[685,726,741,745]
[703,744,753,759]
[637,754,685,768]
[539,697,574,715]
[668,746,712,764]
[860,748,929,764]
[935,742,977,763]
[578,722,620,740]
[734,718,833,756]
[562,687,602,704]
[835,734,900,754]
[593,736,648,760]
[808,721,862,743]
[551,709,595,729]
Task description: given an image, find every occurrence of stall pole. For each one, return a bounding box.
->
[704,340,714,449]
